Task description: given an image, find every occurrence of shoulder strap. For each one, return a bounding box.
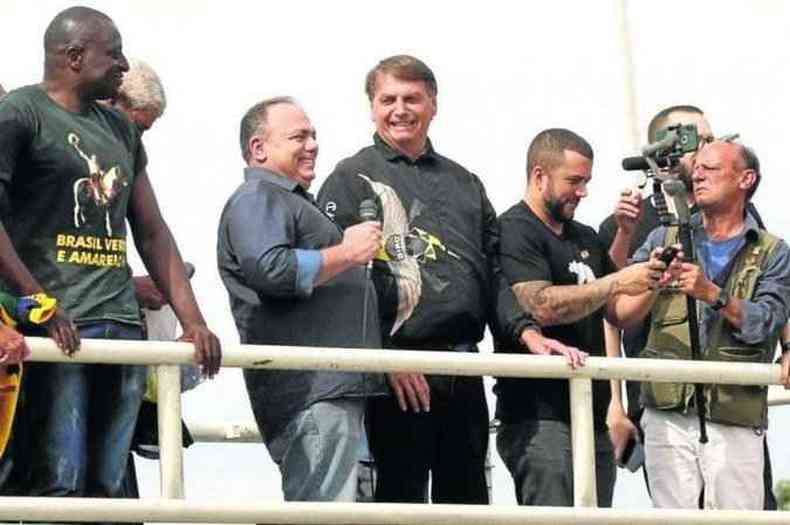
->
[663,225,679,247]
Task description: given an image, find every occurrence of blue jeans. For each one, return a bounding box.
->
[497,419,616,507]
[23,321,147,503]
[265,398,365,501]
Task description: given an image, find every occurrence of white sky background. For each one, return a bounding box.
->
[2,0,790,514]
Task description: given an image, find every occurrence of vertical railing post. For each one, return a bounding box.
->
[156,364,185,499]
[570,377,597,507]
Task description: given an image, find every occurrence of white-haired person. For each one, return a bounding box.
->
[112,58,166,134]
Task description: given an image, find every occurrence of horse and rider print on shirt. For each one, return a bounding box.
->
[69,132,129,237]
[50,131,130,269]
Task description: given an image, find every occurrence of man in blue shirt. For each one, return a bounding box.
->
[611,140,790,509]
[217,97,386,501]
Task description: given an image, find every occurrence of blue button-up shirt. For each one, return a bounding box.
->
[217,167,386,438]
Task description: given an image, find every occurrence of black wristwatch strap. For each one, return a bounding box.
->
[711,287,730,311]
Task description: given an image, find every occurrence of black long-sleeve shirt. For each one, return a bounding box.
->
[318,134,532,350]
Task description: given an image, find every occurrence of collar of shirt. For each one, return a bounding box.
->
[690,211,760,245]
[243,166,317,202]
[690,211,760,285]
[373,133,437,164]
[521,200,583,241]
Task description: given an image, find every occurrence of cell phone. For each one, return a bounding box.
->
[618,436,645,472]
[658,246,679,265]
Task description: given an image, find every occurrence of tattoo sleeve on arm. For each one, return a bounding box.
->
[512,278,614,327]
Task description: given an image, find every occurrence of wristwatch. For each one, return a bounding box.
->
[711,287,730,311]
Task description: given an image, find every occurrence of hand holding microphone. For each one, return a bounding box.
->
[359,199,379,274]
[355,199,381,347]
[340,199,381,268]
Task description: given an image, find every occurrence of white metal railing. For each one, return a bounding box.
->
[187,384,790,442]
[0,496,789,524]
[768,387,790,406]
[6,336,787,523]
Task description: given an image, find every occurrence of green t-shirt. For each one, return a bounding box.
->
[0,85,145,325]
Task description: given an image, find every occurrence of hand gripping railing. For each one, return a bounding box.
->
[0,336,784,524]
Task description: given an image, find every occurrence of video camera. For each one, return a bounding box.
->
[619,123,705,227]
[621,123,700,173]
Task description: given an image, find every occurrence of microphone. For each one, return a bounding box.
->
[621,155,671,172]
[358,199,379,274]
[358,199,378,347]
[359,199,378,222]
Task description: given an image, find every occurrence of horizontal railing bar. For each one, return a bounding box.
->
[187,386,790,444]
[26,337,782,386]
[187,421,262,443]
[767,385,790,406]
[0,497,786,524]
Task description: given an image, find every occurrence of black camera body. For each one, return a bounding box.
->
[653,123,700,166]
[621,123,700,173]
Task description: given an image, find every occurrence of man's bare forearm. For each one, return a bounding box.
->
[608,229,633,269]
[0,223,45,296]
[512,277,617,326]
[316,244,354,286]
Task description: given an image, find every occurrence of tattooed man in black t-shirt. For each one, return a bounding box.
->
[495,128,666,507]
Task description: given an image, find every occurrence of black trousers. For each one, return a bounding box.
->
[367,375,489,504]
